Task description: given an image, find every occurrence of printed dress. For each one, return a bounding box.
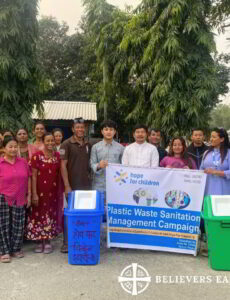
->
[26,151,63,240]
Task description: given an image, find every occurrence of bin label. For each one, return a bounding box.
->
[69,217,100,264]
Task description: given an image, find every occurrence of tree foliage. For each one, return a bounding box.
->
[35,0,230,140]
[209,0,230,31]
[210,104,230,129]
[37,16,70,100]
[0,0,42,130]
[82,0,138,135]
[113,0,229,139]
[37,16,98,102]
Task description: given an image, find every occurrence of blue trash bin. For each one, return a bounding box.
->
[64,190,104,265]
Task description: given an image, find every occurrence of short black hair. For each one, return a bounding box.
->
[191,128,205,134]
[3,136,18,147]
[16,128,29,135]
[42,132,54,142]
[33,121,46,130]
[100,120,117,131]
[52,128,64,136]
[133,124,148,134]
[150,128,161,134]
[2,129,15,137]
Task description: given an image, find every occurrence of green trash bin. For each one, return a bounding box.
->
[201,195,230,271]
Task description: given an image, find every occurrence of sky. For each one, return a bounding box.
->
[39,0,230,102]
[38,0,229,52]
[39,0,141,32]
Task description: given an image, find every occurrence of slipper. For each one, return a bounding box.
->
[1,254,11,263]
[12,251,24,258]
[34,242,44,253]
[44,243,53,254]
[60,244,68,253]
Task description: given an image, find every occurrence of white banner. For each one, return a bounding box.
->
[106,164,207,255]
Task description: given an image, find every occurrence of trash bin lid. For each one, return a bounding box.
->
[212,196,230,216]
[73,191,97,210]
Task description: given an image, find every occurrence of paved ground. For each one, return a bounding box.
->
[0,236,229,300]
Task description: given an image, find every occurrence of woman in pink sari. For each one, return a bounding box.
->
[26,132,63,254]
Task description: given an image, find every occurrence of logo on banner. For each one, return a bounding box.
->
[165,190,191,209]
[113,169,160,187]
[133,188,158,206]
[118,263,151,296]
[114,170,129,185]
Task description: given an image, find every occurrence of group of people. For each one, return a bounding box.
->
[0,124,64,262]
[0,118,230,263]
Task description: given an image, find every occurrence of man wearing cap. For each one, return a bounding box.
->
[60,118,91,194]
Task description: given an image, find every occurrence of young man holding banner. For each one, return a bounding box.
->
[90,120,124,245]
[90,120,124,192]
[122,124,159,167]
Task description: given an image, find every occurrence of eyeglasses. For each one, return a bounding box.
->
[73,118,85,124]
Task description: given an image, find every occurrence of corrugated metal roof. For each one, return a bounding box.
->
[32,101,97,121]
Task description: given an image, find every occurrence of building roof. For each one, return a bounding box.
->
[32,100,97,121]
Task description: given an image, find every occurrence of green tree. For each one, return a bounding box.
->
[0,0,42,130]
[83,0,118,119]
[115,0,229,140]
[37,16,70,100]
[63,24,100,102]
[82,0,137,138]
[209,0,230,31]
[95,9,138,137]
[37,16,98,102]
[210,104,230,129]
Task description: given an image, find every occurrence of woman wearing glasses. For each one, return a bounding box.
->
[200,128,230,195]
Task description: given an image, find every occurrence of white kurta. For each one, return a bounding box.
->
[122,142,159,167]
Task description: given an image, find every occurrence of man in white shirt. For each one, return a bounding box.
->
[122,124,159,167]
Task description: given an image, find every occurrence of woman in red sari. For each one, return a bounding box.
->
[26,132,63,254]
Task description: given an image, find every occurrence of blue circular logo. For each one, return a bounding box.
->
[165,190,190,209]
